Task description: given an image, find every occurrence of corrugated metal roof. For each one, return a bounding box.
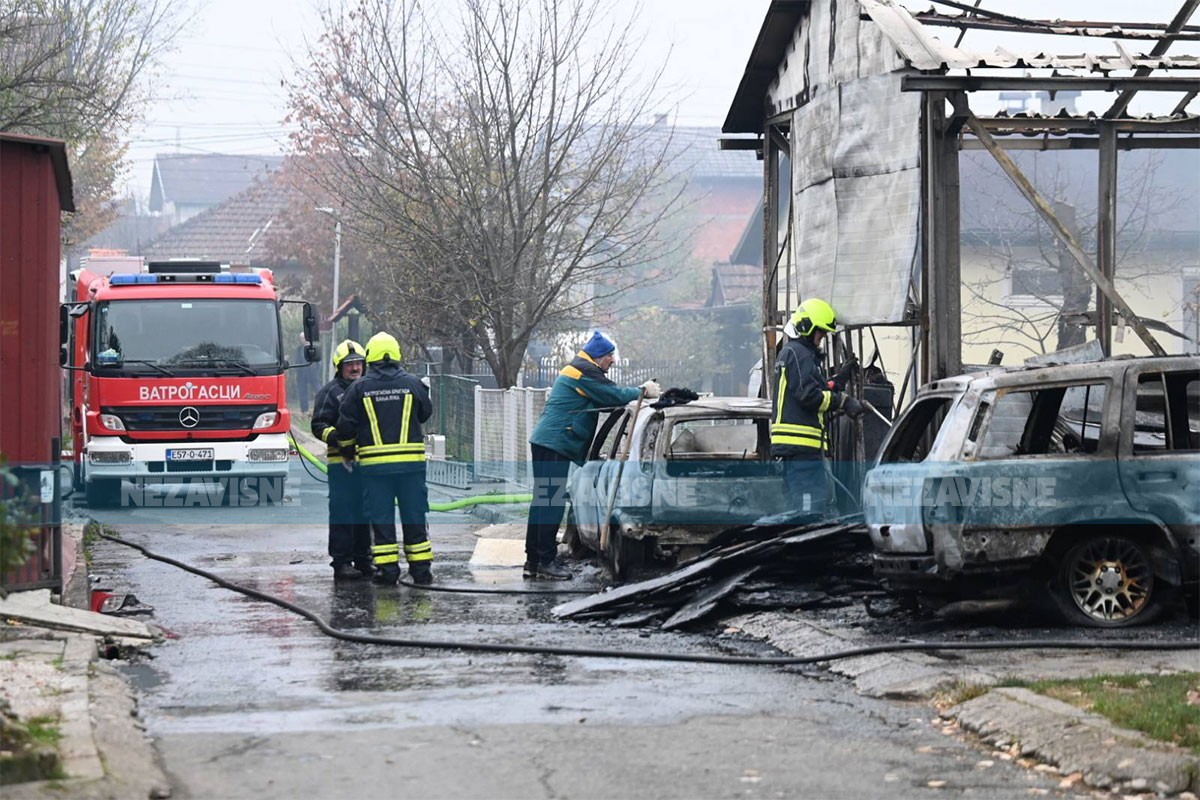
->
[860,0,1200,72]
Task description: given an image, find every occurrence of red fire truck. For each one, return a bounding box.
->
[60,257,319,507]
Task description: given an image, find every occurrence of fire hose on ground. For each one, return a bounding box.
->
[98,530,1199,666]
[288,430,533,512]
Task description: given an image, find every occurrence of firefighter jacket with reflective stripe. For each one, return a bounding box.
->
[770,336,843,458]
[311,374,355,463]
[529,351,641,465]
[335,362,432,472]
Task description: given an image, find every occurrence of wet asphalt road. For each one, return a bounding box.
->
[82,462,1073,799]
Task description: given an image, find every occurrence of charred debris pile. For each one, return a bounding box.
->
[553,517,876,630]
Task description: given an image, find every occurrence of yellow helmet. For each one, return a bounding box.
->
[790,298,838,337]
[332,339,366,370]
[365,332,402,364]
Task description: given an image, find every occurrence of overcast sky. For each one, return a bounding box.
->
[124,0,773,200]
[124,0,1197,202]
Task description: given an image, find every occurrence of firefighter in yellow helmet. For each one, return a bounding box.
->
[312,340,372,579]
[770,299,862,517]
[335,332,435,585]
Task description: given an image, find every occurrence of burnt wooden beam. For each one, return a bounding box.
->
[959,136,1200,150]
[904,76,1200,92]
[1096,125,1118,356]
[1104,0,1200,119]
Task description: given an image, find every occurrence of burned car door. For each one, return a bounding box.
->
[1117,366,1200,589]
[865,393,961,557]
[568,409,630,550]
[947,379,1124,574]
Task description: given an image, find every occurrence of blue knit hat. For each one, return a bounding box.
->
[581,330,616,359]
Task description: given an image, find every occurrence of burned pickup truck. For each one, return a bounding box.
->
[565,397,791,574]
[864,355,1199,627]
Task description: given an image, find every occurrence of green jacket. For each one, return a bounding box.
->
[530,352,640,464]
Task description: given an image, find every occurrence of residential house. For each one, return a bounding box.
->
[148,153,283,226]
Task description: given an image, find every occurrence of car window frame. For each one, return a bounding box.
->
[972,378,1115,461]
[1122,365,1200,456]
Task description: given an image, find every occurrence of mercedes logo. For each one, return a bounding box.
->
[179,406,200,428]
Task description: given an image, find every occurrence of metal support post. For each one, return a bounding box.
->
[762,129,781,398]
[923,92,963,381]
[1096,124,1118,355]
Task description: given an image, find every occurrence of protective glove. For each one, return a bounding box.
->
[840,395,865,420]
[649,387,700,410]
[639,379,662,399]
[420,376,432,397]
[831,356,860,392]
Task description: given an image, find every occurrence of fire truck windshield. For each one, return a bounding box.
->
[93,299,282,375]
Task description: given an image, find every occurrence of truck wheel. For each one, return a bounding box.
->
[1052,534,1162,627]
[86,478,121,508]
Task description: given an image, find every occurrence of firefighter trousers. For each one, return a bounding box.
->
[780,455,829,518]
[327,464,372,568]
[362,467,432,575]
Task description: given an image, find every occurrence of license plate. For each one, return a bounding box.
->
[166,448,214,461]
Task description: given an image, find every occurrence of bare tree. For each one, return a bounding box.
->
[286,0,690,387]
[961,150,1191,358]
[0,0,190,243]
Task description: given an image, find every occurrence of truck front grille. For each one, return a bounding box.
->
[102,405,274,432]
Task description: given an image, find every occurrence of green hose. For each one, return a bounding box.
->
[288,431,532,511]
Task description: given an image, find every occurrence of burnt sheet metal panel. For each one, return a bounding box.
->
[765,0,918,325]
[0,134,73,467]
[860,0,1200,72]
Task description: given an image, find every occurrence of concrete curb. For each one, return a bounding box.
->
[950,687,1200,795]
[732,609,1200,796]
[729,611,1005,699]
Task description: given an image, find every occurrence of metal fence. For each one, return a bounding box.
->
[425,375,484,462]
[473,386,550,488]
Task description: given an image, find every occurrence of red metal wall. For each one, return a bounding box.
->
[0,139,64,468]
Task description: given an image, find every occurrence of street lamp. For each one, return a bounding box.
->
[315,207,342,380]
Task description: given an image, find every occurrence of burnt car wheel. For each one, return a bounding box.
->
[1054,535,1161,627]
[605,530,644,580]
[562,507,588,558]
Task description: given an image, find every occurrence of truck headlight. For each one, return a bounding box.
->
[252,412,279,430]
[98,413,126,431]
[248,448,289,462]
[90,450,132,465]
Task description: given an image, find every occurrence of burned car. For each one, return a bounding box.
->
[565,397,790,573]
[863,355,1199,627]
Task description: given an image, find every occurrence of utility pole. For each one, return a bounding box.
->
[315,208,342,380]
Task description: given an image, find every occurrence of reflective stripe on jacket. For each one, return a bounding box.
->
[770,336,842,457]
[311,375,354,463]
[335,362,432,471]
[529,351,641,465]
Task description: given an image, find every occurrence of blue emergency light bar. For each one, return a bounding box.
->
[108,273,262,286]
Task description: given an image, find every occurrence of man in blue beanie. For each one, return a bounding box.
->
[523,331,660,579]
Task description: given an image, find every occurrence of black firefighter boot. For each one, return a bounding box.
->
[408,562,433,586]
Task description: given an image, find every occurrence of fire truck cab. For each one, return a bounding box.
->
[61,257,319,507]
